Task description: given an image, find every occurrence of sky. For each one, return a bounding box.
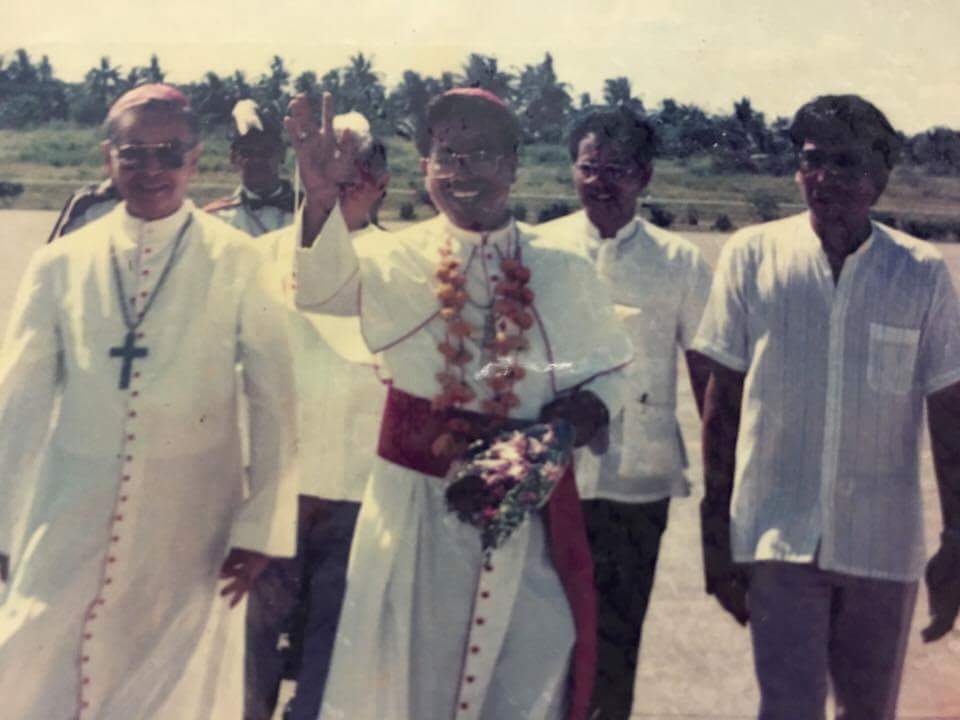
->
[4,0,959,133]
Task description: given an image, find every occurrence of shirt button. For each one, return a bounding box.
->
[480,591,490,599]
[125,454,133,461]
[145,248,152,255]
[460,702,469,710]
[136,332,144,340]
[465,675,475,683]
[119,496,128,503]
[81,656,90,663]
[131,391,139,397]
[128,411,137,418]
[475,617,485,625]
[470,645,480,654]
[108,555,118,562]
[84,633,93,640]
[142,269,150,276]
[111,535,120,542]
[140,291,148,298]
[127,434,135,441]
[133,372,141,379]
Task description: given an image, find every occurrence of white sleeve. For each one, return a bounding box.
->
[230,260,299,558]
[678,250,713,349]
[0,250,62,564]
[691,238,750,372]
[294,202,360,316]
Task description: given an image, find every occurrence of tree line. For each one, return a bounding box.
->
[2,47,959,176]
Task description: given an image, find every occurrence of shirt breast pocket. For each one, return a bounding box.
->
[867,323,920,395]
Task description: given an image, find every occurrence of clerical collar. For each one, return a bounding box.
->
[444,216,517,252]
[118,200,194,248]
[583,213,639,245]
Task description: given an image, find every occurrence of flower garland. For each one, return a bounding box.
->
[431,234,535,458]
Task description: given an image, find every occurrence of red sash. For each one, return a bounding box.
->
[376,386,596,720]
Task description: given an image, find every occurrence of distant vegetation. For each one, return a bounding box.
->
[1,47,959,237]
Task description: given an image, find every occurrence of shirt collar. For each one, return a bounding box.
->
[582,212,639,246]
[444,216,518,254]
[115,200,194,249]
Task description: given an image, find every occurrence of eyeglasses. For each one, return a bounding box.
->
[112,141,195,170]
[798,149,870,175]
[574,163,635,181]
[429,148,505,176]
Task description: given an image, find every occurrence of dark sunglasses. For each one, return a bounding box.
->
[112,141,195,170]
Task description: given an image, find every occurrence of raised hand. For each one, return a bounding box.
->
[284,92,359,212]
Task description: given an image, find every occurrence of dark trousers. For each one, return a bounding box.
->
[244,497,360,720]
[749,562,918,720]
[581,497,671,720]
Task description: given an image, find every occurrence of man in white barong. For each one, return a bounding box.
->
[543,106,713,720]
[246,113,391,720]
[286,89,632,720]
[0,83,298,720]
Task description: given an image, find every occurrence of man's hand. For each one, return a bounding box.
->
[701,501,750,626]
[284,92,359,219]
[219,548,271,609]
[921,539,960,642]
[539,390,610,448]
[0,553,8,584]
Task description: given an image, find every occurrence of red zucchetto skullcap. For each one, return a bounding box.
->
[441,87,508,109]
[107,83,191,123]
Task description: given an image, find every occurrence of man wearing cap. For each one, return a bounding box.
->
[244,112,391,720]
[0,84,298,719]
[694,94,960,719]
[543,107,712,720]
[204,99,296,237]
[288,90,632,720]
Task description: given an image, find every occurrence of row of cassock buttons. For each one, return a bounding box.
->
[76,326,145,716]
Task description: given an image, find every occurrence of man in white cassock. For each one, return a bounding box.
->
[0,84,298,720]
[246,114,391,720]
[286,90,633,720]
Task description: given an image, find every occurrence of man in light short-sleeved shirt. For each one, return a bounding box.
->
[543,107,712,720]
[694,94,960,720]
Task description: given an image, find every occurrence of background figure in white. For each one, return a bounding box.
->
[0,84,298,720]
[543,106,713,720]
[204,99,296,237]
[245,114,391,720]
[288,90,632,720]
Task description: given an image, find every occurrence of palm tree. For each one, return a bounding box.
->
[458,54,515,104]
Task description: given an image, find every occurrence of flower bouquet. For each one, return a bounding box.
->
[445,421,575,556]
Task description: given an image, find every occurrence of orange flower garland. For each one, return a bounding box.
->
[431,236,536,458]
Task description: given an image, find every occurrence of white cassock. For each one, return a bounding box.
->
[295,205,633,720]
[0,200,298,720]
[260,222,388,501]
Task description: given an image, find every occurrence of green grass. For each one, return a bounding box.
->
[1,125,958,235]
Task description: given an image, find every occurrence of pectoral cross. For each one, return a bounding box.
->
[109,331,148,390]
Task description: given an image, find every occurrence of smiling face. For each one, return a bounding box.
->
[573,132,652,238]
[103,108,201,221]
[421,118,517,232]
